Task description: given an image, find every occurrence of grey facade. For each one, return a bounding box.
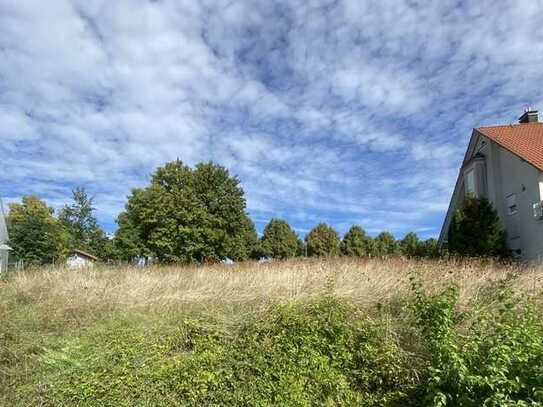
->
[440,116,543,262]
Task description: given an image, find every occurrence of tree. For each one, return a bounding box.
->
[420,238,440,258]
[114,160,257,263]
[7,196,68,264]
[297,238,305,257]
[305,223,340,257]
[341,225,374,257]
[373,231,399,257]
[448,197,509,258]
[400,232,421,258]
[261,219,299,259]
[58,187,112,260]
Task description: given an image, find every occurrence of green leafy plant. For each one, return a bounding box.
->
[170,298,417,406]
[411,279,543,406]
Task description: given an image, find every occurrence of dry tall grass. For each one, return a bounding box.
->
[2,258,542,319]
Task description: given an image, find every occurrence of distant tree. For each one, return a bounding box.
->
[297,238,305,257]
[224,215,260,261]
[58,187,112,260]
[341,225,374,257]
[114,160,257,263]
[420,238,440,258]
[400,232,421,258]
[115,210,146,262]
[7,196,68,264]
[261,218,299,259]
[305,223,340,257]
[373,231,399,257]
[448,197,509,258]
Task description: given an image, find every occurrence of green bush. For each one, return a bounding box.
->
[412,281,543,406]
[170,298,417,406]
[7,282,543,406]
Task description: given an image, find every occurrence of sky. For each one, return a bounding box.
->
[1,0,543,239]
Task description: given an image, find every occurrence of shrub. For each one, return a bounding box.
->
[260,218,299,259]
[170,298,417,406]
[412,281,543,406]
[305,223,341,257]
[448,197,509,258]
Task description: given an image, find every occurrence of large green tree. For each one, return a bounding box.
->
[261,218,299,259]
[341,225,374,257]
[448,197,509,258]
[305,223,340,257]
[114,160,257,263]
[7,196,68,264]
[58,188,113,260]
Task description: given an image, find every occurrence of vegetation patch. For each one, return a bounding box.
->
[2,261,543,406]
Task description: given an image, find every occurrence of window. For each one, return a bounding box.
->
[506,193,518,215]
[465,169,476,196]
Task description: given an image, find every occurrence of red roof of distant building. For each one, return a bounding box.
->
[476,122,543,172]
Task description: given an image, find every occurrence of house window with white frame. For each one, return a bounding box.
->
[506,193,518,215]
[465,169,476,196]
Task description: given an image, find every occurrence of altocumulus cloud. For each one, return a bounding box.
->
[1,0,543,238]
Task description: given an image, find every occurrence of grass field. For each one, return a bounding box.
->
[2,258,543,406]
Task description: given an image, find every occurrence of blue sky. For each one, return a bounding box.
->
[1,1,543,239]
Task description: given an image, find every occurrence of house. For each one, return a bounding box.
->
[66,249,98,268]
[439,109,543,262]
[0,197,11,273]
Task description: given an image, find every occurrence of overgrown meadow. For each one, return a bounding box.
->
[2,258,543,406]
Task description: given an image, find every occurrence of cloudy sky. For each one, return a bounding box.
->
[1,1,543,239]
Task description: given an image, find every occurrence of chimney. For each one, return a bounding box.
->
[518,108,538,123]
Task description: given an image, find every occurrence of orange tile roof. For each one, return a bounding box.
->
[476,123,543,172]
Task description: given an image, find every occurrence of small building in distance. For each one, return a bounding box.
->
[67,249,98,268]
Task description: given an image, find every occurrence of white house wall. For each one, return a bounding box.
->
[66,254,94,268]
[483,136,543,262]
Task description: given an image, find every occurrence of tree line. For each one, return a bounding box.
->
[6,160,508,265]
